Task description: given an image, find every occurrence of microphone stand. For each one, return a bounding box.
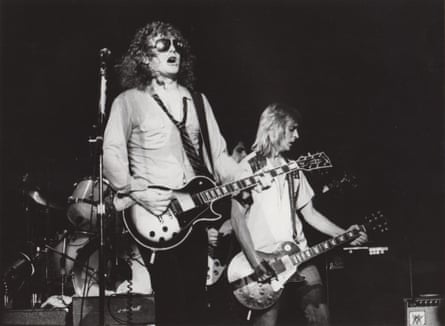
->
[96,47,110,326]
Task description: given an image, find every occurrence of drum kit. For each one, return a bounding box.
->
[2,176,152,309]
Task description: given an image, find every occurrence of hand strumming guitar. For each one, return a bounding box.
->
[254,260,277,283]
[131,188,173,216]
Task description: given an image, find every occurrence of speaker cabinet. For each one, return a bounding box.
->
[0,308,68,325]
[404,296,443,326]
[326,250,406,324]
[72,294,155,326]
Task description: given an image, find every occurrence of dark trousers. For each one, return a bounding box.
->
[138,226,208,326]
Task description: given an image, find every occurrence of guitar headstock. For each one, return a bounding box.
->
[363,211,389,234]
[295,152,333,171]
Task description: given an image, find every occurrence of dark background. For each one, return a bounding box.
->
[0,0,444,324]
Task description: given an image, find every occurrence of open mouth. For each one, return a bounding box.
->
[167,56,177,64]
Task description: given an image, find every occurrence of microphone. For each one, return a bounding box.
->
[99,48,111,58]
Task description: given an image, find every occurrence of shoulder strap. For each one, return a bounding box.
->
[191,91,214,171]
[247,152,267,173]
[287,169,300,242]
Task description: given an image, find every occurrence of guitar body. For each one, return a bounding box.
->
[122,153,333,251]
[227,241,302,310]
[123,176,227,251]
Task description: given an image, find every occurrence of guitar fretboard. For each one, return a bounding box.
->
[192,153,331,205]
[284,226,365,268]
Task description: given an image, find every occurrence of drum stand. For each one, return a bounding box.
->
[59,231,68,297]
[11,178,57,308]
[44,230,71,297]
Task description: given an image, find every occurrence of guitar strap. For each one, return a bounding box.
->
[231,152,266,207]
[152,91,214,179]
[191,91,214,173]
[246,153,301,242]
[286,169,306,283]
[247,152,267,173]
[286,166,299,243]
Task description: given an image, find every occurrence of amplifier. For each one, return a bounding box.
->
[404,296,443,326]
[72,294,155,326]
[0,308,68,325]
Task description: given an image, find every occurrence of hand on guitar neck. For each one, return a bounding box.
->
[345,224,368,246]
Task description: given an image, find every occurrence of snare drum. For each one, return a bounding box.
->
[67,177,113,232]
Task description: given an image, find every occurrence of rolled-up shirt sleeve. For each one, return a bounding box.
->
[295,170,315,210]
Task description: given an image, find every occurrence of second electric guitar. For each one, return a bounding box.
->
[227,211,388,310]
[123,152,332,251]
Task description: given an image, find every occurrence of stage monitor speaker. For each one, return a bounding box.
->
[404,296,443,326]
[0,308,68,325]
[72,294,155,326]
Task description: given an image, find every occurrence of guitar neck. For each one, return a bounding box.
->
[195,153,331,204]
[273,226,365,272]
[197,163,297,203]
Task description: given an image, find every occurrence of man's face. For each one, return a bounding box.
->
[231,141,247,163]
[148,33,183,78]
[278,120,299,153]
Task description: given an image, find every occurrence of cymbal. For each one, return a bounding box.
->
[26,189,65,210]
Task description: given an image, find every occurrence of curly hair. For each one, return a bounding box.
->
[252,103,302,157]
[117,21,196,90]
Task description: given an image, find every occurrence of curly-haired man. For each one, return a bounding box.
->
[103,21,238,325]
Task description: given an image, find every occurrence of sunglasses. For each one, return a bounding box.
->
[152,38,185,53]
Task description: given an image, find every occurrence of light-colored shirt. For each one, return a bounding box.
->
[237,152,315,251]
[103,87,238,209]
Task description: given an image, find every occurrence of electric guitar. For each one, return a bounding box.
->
[123,152,332,251]
[206,170,357,286]
[227,211,388,310]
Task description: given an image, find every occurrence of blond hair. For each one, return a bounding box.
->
[252,103,301,157]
